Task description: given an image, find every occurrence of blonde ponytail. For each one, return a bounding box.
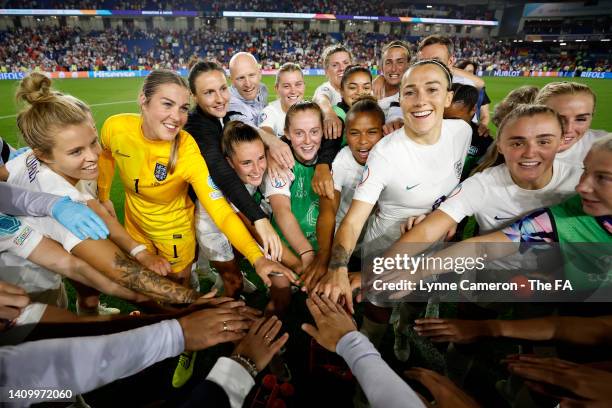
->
[141,69,189,174]
[16,73,91,156]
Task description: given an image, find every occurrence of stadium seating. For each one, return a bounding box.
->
[0,0,491,20]
[1,26,610,74]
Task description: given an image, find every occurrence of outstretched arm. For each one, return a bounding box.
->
[269,194,314,267]
[86,199,171,275]
[26,237,148,304]
[70,240,199,304]
[451,67,485,89]
[302,294,426,408]
[237,211,302,273]
[496,315,612,345]
[313,93,342,140]
[0,183,60,217]
[314,199,373,313]
[302,192,340,291]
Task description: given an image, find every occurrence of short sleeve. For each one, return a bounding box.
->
[259,104,276,131]
[352,148,390,205]
[438,175,485,223]
[331,150,350,192]
[314,83,340,105]
[261,173,291,198]
[457,120,473,160]
[313,84,330,102]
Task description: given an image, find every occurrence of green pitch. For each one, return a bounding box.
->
[1,75,611,222]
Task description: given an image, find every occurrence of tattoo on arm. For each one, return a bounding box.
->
[113,252,197,304]
[329,244,351,270]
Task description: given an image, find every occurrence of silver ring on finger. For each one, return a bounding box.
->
[264,334,273,345]
[223,321,229,332]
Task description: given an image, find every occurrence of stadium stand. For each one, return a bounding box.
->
[2,1,612,408]
[523,16,611,36]
[0,0,492,19]
[1,26,610,73]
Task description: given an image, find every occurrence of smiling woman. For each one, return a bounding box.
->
[4,72,204,307]
[420,134,612,291]
[183,61,285,297]
[263,101,325,269]
[333,65,374,127]
[395,104,584,253]
[97,69,295,291]
[259,63,306,139]
[314,59,472,316]
[535,81,608,166]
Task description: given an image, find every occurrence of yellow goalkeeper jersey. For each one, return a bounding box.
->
[98,113,262,265]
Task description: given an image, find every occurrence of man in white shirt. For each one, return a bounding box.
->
[228,52,268,128]
[228,53,295,175]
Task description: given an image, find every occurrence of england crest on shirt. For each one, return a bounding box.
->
[272,178,286,188]
[154,162,168,181]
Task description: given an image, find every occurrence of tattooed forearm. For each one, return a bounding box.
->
[113,252,198,303]
[329,244,351,270]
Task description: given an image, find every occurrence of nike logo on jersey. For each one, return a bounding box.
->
[494,216,514,221]
[114,149,131,158]
[406,184,420,191]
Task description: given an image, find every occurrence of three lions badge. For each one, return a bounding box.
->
[154,162,168,181]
